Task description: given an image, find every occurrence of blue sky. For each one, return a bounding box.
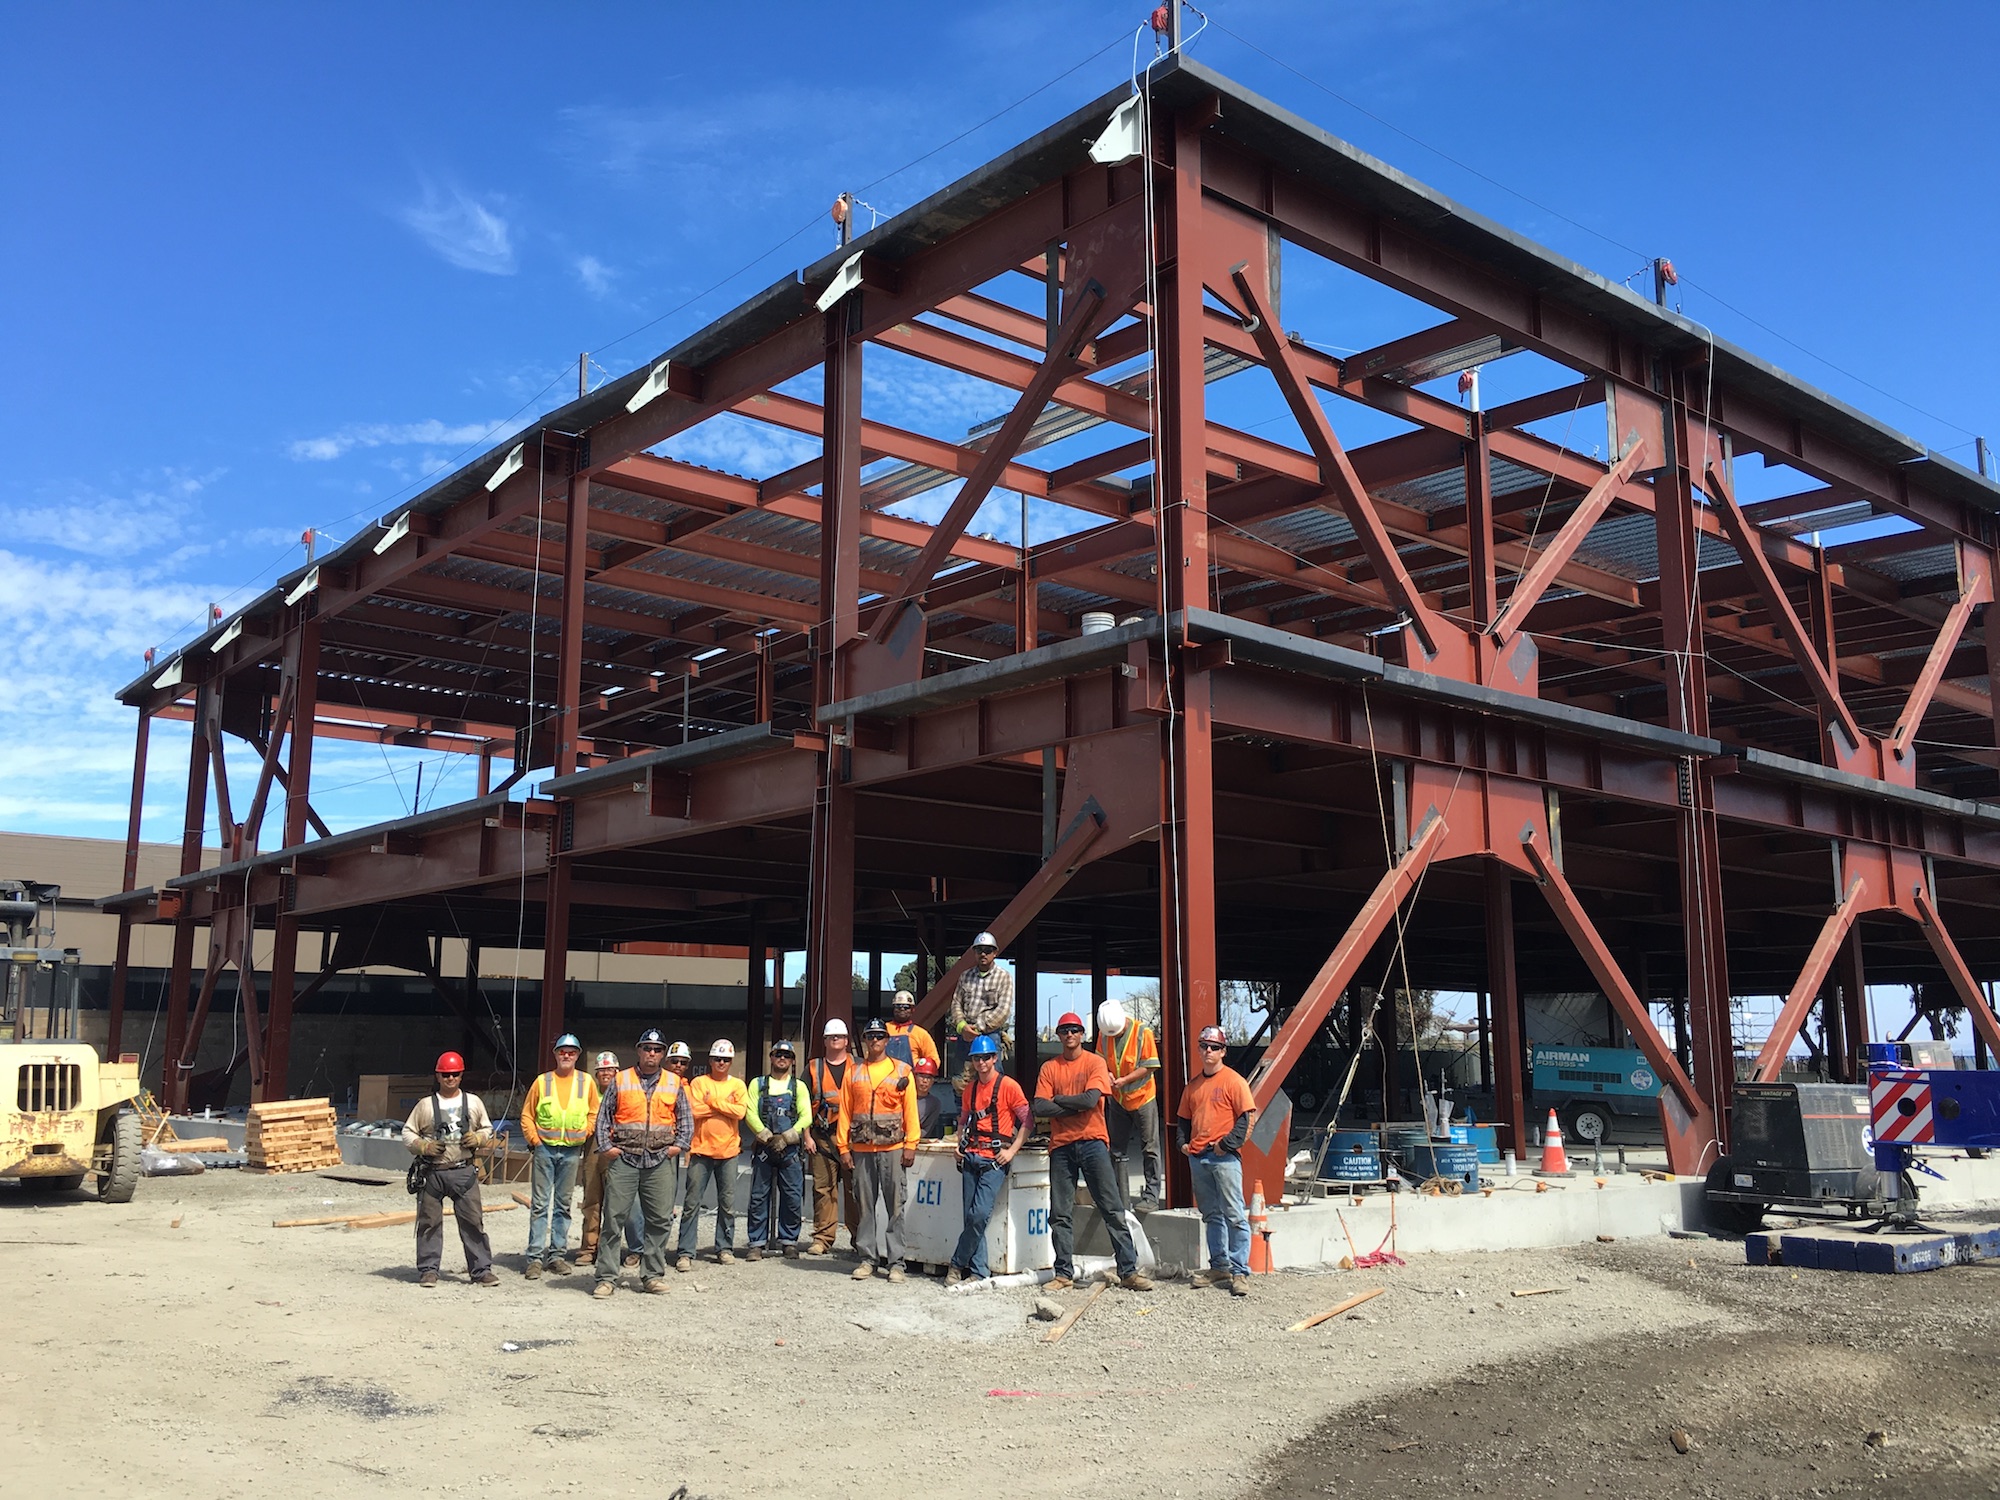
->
[4,0,1995,865]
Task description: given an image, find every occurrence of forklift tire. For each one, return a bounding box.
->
[18,1174,86,1194]
[1701,1158,1765,1235]
[97,1110,141,1204]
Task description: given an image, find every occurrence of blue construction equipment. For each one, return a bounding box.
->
[1868,1040,2000,1225]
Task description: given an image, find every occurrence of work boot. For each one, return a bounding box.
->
[523,1260,542,1280]
[1045,1274,1074,1291]
[418,1270,438,1288]
[1190,1267,1228,1287]
[1136,1196,1160,1214]
[591,1280,615,1299]
[622,1252,641,1269]
[851,1261,876,1281]
[944,1266,966,1286]
[806,1242,830,1257]
[885,1265,905,1284]
[1119,1272,1154,1292]
[675,1254,694,1273]
[642,1276,670,1294]
[716,1249,738,1266]
[744,1247,764,1262]
[1228,1275,1250,1297]
[473,1271,499,1287]
[783,1244,801,1260]
[548,1257,573,1275]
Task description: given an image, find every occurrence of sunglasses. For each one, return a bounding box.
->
[437,1071,463,1078]
[1198,1041,1225,1052]
[1056,1026,1084,1036]
[637,1046,665,1054]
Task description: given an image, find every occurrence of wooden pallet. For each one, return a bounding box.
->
[246,1098,342,1172]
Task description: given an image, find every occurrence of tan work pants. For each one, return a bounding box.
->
[809,1137,859,1250]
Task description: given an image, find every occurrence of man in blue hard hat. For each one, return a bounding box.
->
[947,1033,1033,1284]
[518,1032,598,1278]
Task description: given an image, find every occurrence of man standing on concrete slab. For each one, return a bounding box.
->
[1096,999,1163,1212]
[518,1032,598,1279]
[679,1039,748,1271]
[591,1029,690,1298]
[1178,1023,1257,1297]
[578,1050,642,1269]
[885,990,940,1072]
[913,1056,946,1139]
[1034,1013,1152,1293]
[745,1038,812,1260]
[947,932,1012,1055]
[402,1050,498,1288]
[806,1019,861,1257]
[837,1017,919,1283]
[948,1034,1032,1284]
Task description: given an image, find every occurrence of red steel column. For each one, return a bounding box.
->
[262,618,318,1100]
[161,685,213,1104]
[106,709,151,1059]
[805,297,863,1042]
[1658,388,1734,1156]
[1152,105,1219,1208]
[1485,861,1528,1156]
[553,470,591,779]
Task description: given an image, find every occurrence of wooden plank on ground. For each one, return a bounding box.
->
[1287,1286,1386,1332]
[1040,1281,1108,1344]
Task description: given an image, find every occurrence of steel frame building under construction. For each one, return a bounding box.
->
[103,55,2000,1201]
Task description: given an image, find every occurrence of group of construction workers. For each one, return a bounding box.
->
[403,932,1259,1298]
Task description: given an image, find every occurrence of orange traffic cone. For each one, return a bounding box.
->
[1535,1109,1571,1177]
[1248,1179,1272,1272]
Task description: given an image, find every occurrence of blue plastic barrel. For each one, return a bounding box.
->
[1460,1124,1500,1165]
[1323,1129,1380,1182]
[1400,1142,1481,1188]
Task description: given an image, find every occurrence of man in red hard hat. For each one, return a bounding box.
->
[1033,1013,1151,1292]
[401,1050,498,1287]
[912,1055,946,1139]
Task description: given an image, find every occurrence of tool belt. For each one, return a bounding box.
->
[847,1113,906,1148]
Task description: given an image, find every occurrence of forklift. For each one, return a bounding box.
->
[0,880,143,1201]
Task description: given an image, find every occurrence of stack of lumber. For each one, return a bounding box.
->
[246,1098,343,1172]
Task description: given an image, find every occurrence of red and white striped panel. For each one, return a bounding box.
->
[1870,1069,1935,1145]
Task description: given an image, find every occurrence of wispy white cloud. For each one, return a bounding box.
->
[660,413,818,479]
[399,181,516,274]
[575,254,615,298]
[0,468,222,558]
[288,418,504,462]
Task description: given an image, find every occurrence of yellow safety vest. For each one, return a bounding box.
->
[533,1072,594,1146]
[1098,1024,1157,1109]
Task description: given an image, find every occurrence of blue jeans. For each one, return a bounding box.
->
[747,1146,804,1248]
[679,1154,738,1257]
[526,1143,583,1261]
[1190,1150,1250,1277]
[1048,1137,1137,1278]
[953,1155,1007,1278]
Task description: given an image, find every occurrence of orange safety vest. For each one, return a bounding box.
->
[610,1067,683,1149]
[1097,1023,1157,1109]
[844,1057,913,1148]
[808,1056,849,1132]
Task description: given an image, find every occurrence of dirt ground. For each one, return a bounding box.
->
[3,1168,1994,1499]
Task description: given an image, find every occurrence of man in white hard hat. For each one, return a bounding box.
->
[806,1018,861,1255]
[661,1039,695,1250]
[677,1039,748,1270]
[1095,999,1164,1211]
[947,931,1013,1055]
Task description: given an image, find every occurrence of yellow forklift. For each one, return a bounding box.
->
[0,880,142,1201]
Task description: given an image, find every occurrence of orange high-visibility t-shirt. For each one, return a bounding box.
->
[686,1073,748,1158]
[1178,1065,1255,1154]
[1034,1050,1114,1148]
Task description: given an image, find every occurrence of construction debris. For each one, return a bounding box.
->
[246,1099,342,1173]
[1288,1287,1387,1332]
[160,1136,231,1153]
[274,1203,516,1231]
[1040,1282,1107,1344]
